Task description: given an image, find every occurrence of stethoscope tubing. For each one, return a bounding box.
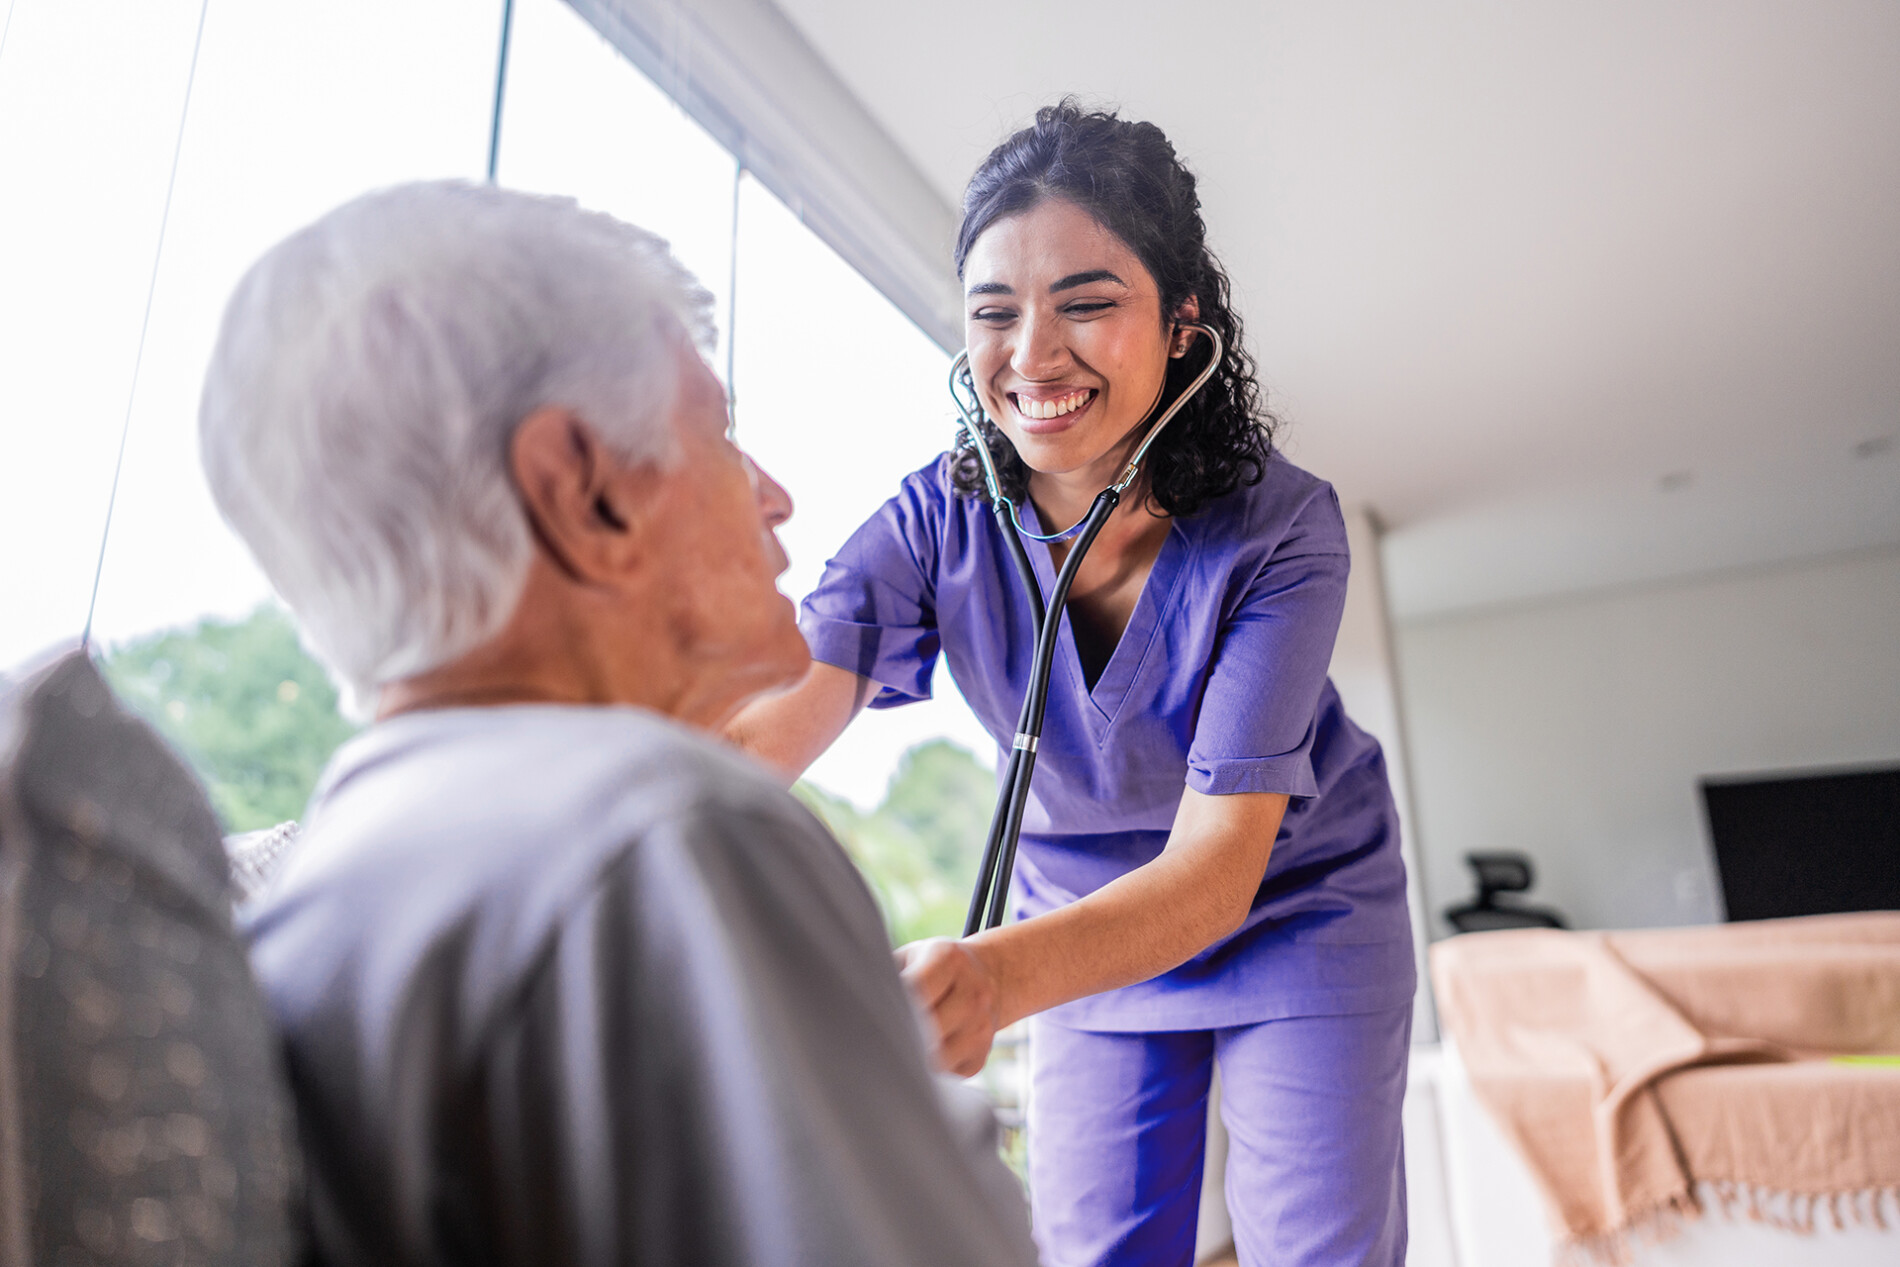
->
[964,487,1119,934]
[952,324,1224,936]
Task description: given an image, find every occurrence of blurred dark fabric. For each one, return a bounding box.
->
[0,649,300,1266]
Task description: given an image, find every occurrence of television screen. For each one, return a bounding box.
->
[1701,765,1900,922]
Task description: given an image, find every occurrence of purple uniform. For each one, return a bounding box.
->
[801,453,1415,1266]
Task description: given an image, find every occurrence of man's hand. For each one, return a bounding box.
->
[895,937,1002,1078]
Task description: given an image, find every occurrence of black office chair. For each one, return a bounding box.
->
[1443,851,1568,933]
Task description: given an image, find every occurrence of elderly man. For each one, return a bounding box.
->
[201,181,1036,1267]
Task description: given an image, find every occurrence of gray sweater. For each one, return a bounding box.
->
[244,704,1036,1267]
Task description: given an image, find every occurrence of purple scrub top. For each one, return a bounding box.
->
[800,453,1415,1031]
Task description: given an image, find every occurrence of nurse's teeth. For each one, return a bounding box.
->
[1021,390,1089,419]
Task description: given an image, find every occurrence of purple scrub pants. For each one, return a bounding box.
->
[1026,1005,1411,1267]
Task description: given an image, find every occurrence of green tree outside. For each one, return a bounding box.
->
[102,606,358,832]
[794,736,994,947]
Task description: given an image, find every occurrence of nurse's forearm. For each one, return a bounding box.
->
[972,788,1286,1025]
[721,661,873,784]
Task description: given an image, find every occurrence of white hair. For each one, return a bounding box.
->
[200,180,715,713]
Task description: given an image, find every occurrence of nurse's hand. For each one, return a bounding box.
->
[895,937,1002,1078]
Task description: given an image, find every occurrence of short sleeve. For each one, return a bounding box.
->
[798,464,947,708]
[1185,487,1351,799]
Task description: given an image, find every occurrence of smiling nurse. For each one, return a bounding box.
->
[727,103,1416,1267]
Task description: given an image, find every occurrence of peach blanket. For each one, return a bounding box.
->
[1430,912,1900,1258]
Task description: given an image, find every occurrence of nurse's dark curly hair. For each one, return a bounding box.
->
[950,100,1275,517]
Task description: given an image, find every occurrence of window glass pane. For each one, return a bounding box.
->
[494,0,995,816]
[731,176,995,810]
[495,0,736,361]
[0,0,994,855]
[9,0,501,663]
[0,0,501,826]
[0,0,207,668]
[497,6,1000,947]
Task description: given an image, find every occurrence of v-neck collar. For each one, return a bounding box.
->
[1020,498,1193,734]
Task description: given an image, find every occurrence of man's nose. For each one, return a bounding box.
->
[745,454,793,530]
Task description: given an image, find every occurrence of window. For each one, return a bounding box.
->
[731,171,995,806]
[1,0,501,826]
[0,0,993,858]
[0,0,1020,1170]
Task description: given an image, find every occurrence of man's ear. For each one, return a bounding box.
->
[509,406,651,582]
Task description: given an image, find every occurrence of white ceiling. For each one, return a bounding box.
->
[770,0,1900,617]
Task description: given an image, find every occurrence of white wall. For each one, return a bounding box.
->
[1393,545,1900,935]
[1331,508,1437,1039]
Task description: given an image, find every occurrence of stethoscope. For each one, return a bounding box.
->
[950,322,1225,936]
